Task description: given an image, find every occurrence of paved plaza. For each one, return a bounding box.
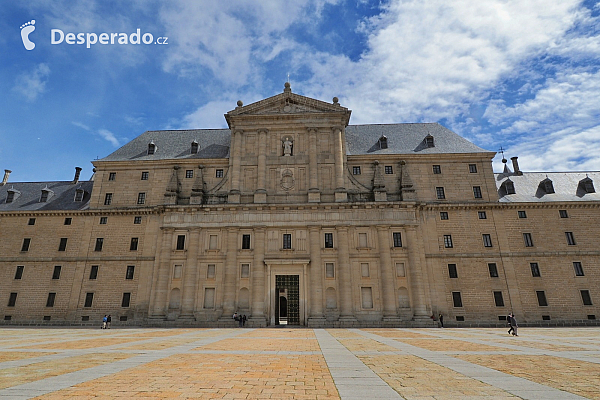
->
[0,327,599,399]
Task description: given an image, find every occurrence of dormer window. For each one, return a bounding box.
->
[147,141,156,155]
[6,188,20,203]
[540,178,555,194]
[74,188,85,202]
[502,179,516,195]
[580,177,595,193]
[378,135,388,149]
[424,134,434,148]
[191,140,199,154]
[40,187,54,203]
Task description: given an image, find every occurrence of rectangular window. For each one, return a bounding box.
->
[15,266,24,280]
[209,235,218,249]
[64,217,72,225]
[40,192,49,202]
[488,263,498,278]
[469,164,477,173]
[473,186,482,199]
[523,233,534,247]
[352,166,361,175]
[122,293,131,308]
[74,190,84,201]
[108,172,116,181]
[52,266,61,280]
[137,192,146,205]
[436,187,445,199]
[141,171,149,180]
[440,212,448,220]
[134,216,142,224]
[95,238,103,251]
[241,264,250,278]
[493,291,504,307]
[384,166,393,174]
[325,263,335,278]
[176,235,186,250]
[361,263,370,277]
[433,165,441,174]
[242,234,251,249]
[6,192,14,203]
[99,217,107,224]
[478,211,487,219]
[573,262,584,276]
[185,170,193,178]
[482,234,493,248]
[530,262,541,277]
[58,238,68,252]
[28,218,36,225]
[207,264,216,279]
[324,233,334,248]
[84,292,94,308]
[361,287,373,309]
[448,264,458,278]
[393,232,402,248]
[581,290,593,306]
[130,237,139,251]
[89,265,98,280]
[46,293,56,308]
[559,209,568,218]
[565,232,576,245]
[536,291,548,307]
[204,288,215,309]
[126,265,135,280]
[443,235,453,248]
[518,210,527,218]
[216,169,224,178]
[104,193,113,205]
[283,234,292,249]
[21,238,31,252]
[8,292,18,307]
[452,292,463,307]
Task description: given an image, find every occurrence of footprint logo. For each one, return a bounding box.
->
[20,20,36,50]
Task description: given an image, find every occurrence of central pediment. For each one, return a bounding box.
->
[225,83,351,127]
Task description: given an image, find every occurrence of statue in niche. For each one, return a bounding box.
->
[282,137,293,156]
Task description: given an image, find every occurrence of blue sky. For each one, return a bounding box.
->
[1,0,599,182]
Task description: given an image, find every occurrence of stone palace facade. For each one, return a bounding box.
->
[1,84,599,327]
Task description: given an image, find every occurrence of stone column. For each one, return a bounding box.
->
[308,226,324,322]
[255,129,267,203]
[250,227,266,323]
[377,226,398,320]
[405,226,429,318]
[221,227,239,318]
[308,128,320,202]
[229,130,242,203]
[180,228,200,318]
[151,228,173,317]
[336,226,355,320]
[333,127,347,202]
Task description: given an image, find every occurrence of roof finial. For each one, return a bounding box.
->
[499,146,507,163]
[284,81,291,94]
[287,72,290,83]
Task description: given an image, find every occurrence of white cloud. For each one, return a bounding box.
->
[97,129,120,147]
[12,63,50,101]
[72,121,91,131]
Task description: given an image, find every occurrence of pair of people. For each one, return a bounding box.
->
[232,312,247,327]
[507,313,518,336]
[102,314,112,329]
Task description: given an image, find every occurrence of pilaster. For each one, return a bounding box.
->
[180,228,200,318]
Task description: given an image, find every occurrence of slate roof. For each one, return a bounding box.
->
[0,181,93,211]
[495,171,600,203]
[345,123,490,155]
[99,123,489,162]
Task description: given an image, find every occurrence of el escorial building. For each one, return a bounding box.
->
[1,83,599,327]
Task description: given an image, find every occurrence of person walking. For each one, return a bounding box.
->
[102,315,107,329]
[507,313,518,336]
[107,315,112,329]
[438,313,444,328]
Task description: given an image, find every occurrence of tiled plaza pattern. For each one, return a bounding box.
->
[0,327,598,399]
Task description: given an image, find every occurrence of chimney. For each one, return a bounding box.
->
[511,157,522,176]
[72,167,82,184]
[0,169,11,186]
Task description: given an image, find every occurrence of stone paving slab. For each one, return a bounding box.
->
[0,327,598,399]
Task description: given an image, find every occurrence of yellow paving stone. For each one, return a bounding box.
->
[0,353,134,389]
[325,329,362,338]
[338,338,402,352]
[238,329,316,339]
[359,355,517,399]
[197,338,321,352]
[0,351,55,362]
[456,354,600,399]
[18,338,141,350]
[487,339,587,352]
[362,329,435,339]
[396,339,508,352]
[118,337,203,350]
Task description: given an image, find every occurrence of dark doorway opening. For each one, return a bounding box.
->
[275,275,299,325]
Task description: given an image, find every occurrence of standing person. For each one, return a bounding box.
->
[242,314,247,327]
[438,313,444,328]
[102,315,107,329]
[508,313,518,336]
[107,315,112,329]
[238,313,243,328]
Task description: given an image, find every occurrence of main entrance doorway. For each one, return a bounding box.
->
[275,275,299,325]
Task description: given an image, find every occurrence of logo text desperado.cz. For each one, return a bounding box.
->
[51,29,167,48]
